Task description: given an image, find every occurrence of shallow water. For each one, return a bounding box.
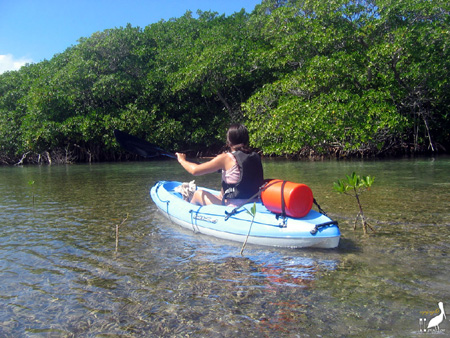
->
[0,157,449,337]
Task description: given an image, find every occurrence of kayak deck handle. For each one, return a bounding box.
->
[310,221,339,235]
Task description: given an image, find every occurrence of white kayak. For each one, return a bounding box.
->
[150,181,340,249]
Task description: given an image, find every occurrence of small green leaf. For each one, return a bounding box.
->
[246,202,257,217]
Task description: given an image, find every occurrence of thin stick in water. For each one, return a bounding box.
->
[115,213,129,253]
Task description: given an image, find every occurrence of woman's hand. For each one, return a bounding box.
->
[175,152,186,162]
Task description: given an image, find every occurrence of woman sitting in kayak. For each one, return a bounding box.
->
[176,124,264,206]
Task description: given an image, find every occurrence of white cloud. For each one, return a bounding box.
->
[0,54,33,74]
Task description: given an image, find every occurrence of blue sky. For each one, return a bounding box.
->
[0,0,262,74]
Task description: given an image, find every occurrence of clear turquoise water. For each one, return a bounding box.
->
[0,157,449,337]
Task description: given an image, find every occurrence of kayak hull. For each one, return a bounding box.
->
[150,181,340,249]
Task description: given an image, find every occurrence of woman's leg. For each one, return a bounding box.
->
[190,189,222,205]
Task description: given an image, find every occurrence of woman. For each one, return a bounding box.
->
[176,124,264,206]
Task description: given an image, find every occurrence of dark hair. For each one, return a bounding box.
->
[226,124,251,153]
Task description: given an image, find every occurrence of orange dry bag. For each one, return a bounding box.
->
[261,179,313,218]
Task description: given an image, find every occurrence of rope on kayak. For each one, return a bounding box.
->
[224,201,256,221]
[224,191,261,221]
[154,182,173,219]
[188,209,200,233]
[224,187,264,221]
[313,198,328,216]
[309,198,339,234]
[224,180,278,221]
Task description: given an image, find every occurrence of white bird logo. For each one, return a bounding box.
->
[427,302,446,332]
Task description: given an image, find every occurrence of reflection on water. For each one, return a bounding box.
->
[0,157,449,337]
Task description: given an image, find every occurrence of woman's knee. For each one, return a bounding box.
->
[190,190,203,204]
[191,190,220,206]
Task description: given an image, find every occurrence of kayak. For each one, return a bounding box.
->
[150,181,340,249]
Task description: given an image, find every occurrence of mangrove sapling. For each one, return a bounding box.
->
[240,203,257,256]
[28,180,35,206]
[115,213,129,253]
[333,172,375,234]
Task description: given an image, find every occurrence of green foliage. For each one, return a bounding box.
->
[0,0,449,164]
[245,0,450,157]
[246,202,257,218]
[333,172,375,234]
[333,172,375,195]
